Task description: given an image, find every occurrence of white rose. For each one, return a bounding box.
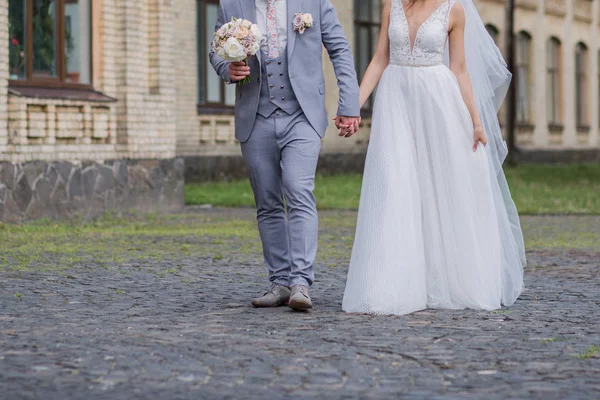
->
[223,37,246,61]
[216,46,227,59]
[217,25,228,37]
[250,24,261,40]
[228,25,240,38]
[302,14,313,26]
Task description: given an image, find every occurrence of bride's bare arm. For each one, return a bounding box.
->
[448,3,487,150]
[358,0,392,108]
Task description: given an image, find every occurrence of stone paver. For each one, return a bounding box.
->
[1,208,599,399]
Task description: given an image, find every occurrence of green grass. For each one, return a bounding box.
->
[576,346,600,360]
[504,164,600,214]
[0,203,597,275]
[186,164,600,215]
[0,212,263,273]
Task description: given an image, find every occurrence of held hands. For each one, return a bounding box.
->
[229,61,251,82]
[473,124,488,152]
[334,116,362,138]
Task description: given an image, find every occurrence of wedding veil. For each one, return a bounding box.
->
[445,0,527,304]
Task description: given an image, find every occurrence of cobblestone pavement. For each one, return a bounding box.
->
[1,208,599,400]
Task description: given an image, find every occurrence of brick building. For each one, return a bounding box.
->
[0,0,182,221]
[0,0,598,221]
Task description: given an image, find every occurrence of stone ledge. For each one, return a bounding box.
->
[515,149,600,163]
[184,153,369,183]
[184,150,600,183]
[0,158,184,222]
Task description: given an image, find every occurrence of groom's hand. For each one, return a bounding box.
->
[229,61,250,82]
[334,116,361,138]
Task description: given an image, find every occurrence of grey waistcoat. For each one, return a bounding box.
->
[257,50,301,118]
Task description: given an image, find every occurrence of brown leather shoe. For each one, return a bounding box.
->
[251,283,291,308]
[288,285,312,310]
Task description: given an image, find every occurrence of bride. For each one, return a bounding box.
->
[342,0,526,315]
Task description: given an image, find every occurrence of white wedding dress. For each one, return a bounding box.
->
[342,0,526,315]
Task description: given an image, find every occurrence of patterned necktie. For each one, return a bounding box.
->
[266,0,280,59]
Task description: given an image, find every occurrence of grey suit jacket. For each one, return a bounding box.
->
[209,0,361,143]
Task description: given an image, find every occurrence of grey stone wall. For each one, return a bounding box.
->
[0,158,184,222]
[514,149,600,163]
[184,153,369,183]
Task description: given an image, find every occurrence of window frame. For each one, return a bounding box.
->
[574,42,589,130]
[515,31,532,125]
[197,0,235,114]
[546,37,562,128]
[354,0,382,116]
[485,24,500,46]
[8,0,93,89]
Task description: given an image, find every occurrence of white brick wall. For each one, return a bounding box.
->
[0,0,177,163]
[174,0,203,157]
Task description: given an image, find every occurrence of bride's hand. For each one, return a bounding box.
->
[473,125,487,152]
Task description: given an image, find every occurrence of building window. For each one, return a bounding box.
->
[8,0,92,86]
[197,0,235,109]
[485,24,500,45]
[354,0,382,114]
[546,37,562,126]
[574,42,588,129]
[515,31,532,124]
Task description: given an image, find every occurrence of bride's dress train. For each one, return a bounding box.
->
[342,0,526,315]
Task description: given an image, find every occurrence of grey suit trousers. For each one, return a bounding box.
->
[241,109,321,288]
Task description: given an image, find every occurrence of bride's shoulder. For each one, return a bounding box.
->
[380,0,393,19]
[449,1,466,28]
[449,1,465,17]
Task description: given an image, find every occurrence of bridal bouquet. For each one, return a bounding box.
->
[212,17,261,85]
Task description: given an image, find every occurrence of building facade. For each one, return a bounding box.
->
[0,0,183,221]
[186,0,600,161]
[0,0,598,220]
[480,0,600,153]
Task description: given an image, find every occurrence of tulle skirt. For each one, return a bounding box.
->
[342,64,526,315]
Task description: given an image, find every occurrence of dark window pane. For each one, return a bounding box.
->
[64,0,92,84]
[356,26,369,78]
[371,0,382,23]
[8,0,27,80]
[515,33,530,123]
[225,81,235,106]
[371,25,379,53]
[354,1,382,113]
[355,0,369,22]
[205,3,221,103]
[197,1,205,104]
[32,0,58,78]
[575,43,587,125]
[546,38,561,124]
[485,24,499,45]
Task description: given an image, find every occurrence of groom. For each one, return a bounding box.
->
[210,0,360,310]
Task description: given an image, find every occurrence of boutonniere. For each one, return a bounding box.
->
[293,13,314,34]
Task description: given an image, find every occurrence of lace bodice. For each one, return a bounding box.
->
[389,0,454,67]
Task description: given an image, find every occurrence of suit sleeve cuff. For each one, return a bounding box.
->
[336,105,361,118]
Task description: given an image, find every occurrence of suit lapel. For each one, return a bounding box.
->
[238,0,261,67]
[286,0,303,63]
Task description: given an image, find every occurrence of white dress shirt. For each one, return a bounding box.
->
[255,0,288,55]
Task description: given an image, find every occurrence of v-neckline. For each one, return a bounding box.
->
[399,0,448,55]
